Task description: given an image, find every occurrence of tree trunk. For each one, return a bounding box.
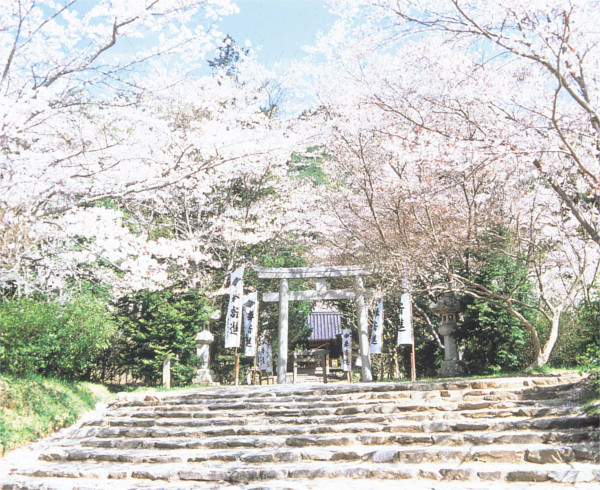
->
[527,333,544,370]
[501,304,543,369]
[538,311,562,368]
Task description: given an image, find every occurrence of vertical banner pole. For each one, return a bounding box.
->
[410,341,416,382]
[401,264,416,382]
[234,348,240,386]
[410,291,416,382]
[253,354,257,385]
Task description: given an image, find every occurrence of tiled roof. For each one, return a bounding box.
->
[308,311,342,340]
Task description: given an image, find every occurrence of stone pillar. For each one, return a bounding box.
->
[193,330,217,385]
[162,356,171,389]
[292,351,298,384]
[321,351,328,384]
[354,275,373,382]
[431,292,464,377]
[278,278,289,384]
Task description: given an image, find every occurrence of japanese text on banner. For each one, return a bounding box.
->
[225,266,244,349]
[341,329,352,371]
[370,299,384,354]
[258,341,272,373]
[397,292,413,345]
[243,292,258,357]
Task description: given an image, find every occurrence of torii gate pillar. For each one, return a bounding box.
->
[278,278,289,384]
[354,275,372,382]
[255,266,374,384]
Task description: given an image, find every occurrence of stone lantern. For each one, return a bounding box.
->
[431,291,464,377]
[193,329,217,385]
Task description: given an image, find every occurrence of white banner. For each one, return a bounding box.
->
[397,292,413,345]
[243,292,258,357]
[341,328,352,371]
[224,266,244,349]
[258,342,272,373]
[369,299,384,354]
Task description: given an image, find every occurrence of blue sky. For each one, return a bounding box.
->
[217,0,337,69]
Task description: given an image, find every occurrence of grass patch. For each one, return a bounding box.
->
[580,369,600,416]
[528,364,595,375]
[379,367,589,384]
[0,374,111,455]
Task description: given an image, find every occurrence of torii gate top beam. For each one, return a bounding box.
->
[253,266,370,279]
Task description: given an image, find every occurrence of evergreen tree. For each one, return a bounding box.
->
[208,34,249,78]
[116,290,213,385]
[456,233,537,374]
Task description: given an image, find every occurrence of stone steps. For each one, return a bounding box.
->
[98,382,584,425]
[6,460,600,487]
[79,412,597,437]
[112,388,573,408]
[72,411,598,438]
[105,398,574,418]
[37,441,599,465]
[72,428,598,451]
[107,375,583,406]
[109,382,581,408]
[90,399,584,422]
[83,403,583,427]
[2,372,598,489]
[3,478,598,490]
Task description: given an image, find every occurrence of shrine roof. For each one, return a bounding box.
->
[308,311,342,340]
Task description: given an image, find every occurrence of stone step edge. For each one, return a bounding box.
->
[70,427,599,447]
[68,430,600,451]
[1,476,217,490]
[113,383,582,408]
[11,460,600,485]
[78,411,590,433]
[109,374,585,405]
[4,474,600,490]
[36,442,599,466]
[77,414,599,436]
[80,408,586,431]
[111,385,583,409]
[109,399,579,417]
[94,405,583,424]
[99,403,585,422]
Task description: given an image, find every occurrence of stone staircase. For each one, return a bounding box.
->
[2,372,598,489]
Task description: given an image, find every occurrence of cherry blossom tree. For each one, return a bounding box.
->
[0,0,239,292]
[324,0,599,246]
[305,0,599,368]
[0,1,325,296]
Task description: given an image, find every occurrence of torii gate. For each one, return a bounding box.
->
[253,265,375,384]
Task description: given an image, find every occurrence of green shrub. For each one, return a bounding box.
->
[550,299,599,369]
[459,298,533,374]
[0,296,116,379]
[456,232,537,374]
